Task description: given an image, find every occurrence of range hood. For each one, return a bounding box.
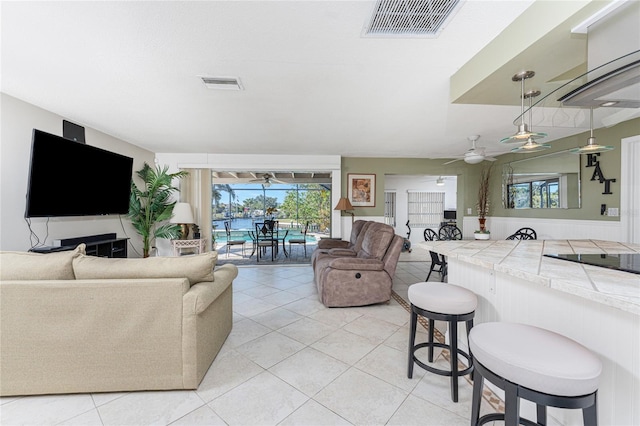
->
[558,56,640,108]
[559,1,640,110]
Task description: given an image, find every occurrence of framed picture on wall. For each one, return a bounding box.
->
[348,173,376,207]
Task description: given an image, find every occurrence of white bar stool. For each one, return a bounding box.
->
[469,322,602,426]
[407,282,478,402]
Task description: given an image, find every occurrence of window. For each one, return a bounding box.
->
[384,192,396,227]
[508,178,560,208]
[212,183,331,233]
[407,191,444,227]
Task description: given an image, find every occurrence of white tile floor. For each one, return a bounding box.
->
[0,260,496,426]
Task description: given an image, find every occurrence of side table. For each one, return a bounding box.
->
[172,239,207,256]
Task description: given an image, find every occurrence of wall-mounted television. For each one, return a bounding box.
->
[25,129,134,218]
[443,210,457,221]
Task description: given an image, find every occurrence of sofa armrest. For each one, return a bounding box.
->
[327,257,384,271]
[184,264,238,315]
[317,239,350,250]
[327,248,357,257]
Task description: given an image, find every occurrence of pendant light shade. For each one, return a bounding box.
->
[501,71,547,144]
[511,138,551,153]
[511,89,550,153]
[570,107,614,154]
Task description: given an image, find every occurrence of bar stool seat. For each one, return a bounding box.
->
[469,322,602,426]
[407,282,477,402]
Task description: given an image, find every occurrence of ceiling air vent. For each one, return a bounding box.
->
[365,0,463,38]
[200,76,243,91]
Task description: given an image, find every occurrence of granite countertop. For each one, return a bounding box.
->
[420,239,640,315]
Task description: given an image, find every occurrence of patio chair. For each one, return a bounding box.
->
[224,221,246,258]
[288,221,309,257]
[255,221,279,262]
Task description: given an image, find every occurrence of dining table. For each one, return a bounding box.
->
[225,228,294,260]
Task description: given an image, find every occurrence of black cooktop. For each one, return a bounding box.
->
[544,253,640,275]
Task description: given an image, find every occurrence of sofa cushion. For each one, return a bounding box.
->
[357,223,394,260]
[0,244,86,280]
[73,251,217,285]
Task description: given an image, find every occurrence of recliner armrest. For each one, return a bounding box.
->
[327,248,357,257]
[317,239,350,250]
[327,257,384,271]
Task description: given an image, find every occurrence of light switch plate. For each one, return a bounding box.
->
[467,208,472,215]
[608,207,619,217]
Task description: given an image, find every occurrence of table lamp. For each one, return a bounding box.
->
[170,202,194,239]
[334,197,354,223]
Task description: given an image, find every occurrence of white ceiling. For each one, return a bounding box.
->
[2,1,634,160]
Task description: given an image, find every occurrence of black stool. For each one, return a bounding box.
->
[407,282,477,402]
[469,322,602,426]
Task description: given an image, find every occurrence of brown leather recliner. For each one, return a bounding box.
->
[313,222,403,307]
[311,220,372,268]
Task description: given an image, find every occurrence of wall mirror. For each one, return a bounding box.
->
[503,150,581,209]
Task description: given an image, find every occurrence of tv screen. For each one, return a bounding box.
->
[443,210,456,220]
[25,129,134,218]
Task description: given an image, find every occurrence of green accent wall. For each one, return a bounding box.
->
[342,117,639,223]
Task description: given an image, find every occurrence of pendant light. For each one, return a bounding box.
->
[501,71,547,144]
[511,89,550,153]
[569,107,614,154]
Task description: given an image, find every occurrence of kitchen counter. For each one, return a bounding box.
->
[421,239,640,315]
[420,239,640,425]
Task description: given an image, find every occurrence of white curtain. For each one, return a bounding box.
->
[180,169,213,251]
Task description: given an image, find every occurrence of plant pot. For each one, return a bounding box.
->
[474,233,490,240]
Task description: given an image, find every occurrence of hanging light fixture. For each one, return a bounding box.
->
[436,176,445,186]
[570,107,614,154]
[511,89,550,153]
[501,71,547,144]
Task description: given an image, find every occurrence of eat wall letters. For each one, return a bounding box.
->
[585,153,616,195]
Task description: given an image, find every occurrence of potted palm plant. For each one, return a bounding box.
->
[128,162,188,257]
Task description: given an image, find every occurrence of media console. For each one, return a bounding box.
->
[30,233,128,258]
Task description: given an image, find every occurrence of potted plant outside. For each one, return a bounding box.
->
[128,162,188,257]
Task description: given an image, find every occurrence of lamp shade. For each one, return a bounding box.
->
[334,197,353,211]
[170,202,194,224]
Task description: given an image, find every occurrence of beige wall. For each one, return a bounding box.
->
[0,94,155,253]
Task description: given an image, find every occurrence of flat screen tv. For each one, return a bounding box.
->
[25,129,134,217]
[443,210,457,221]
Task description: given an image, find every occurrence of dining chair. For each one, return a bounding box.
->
[424,228,447,282]
[506,227,537,240]
[224,221,246,258]
[288,221,309,257]
[255,221,279,261]
[438,224,462,241]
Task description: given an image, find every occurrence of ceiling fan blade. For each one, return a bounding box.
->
[485,157,498,162]
[442,158,462,165]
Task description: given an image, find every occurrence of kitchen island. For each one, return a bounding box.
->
[421,239,639,426]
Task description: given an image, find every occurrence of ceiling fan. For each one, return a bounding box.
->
[249,173,283,187]
[442,135,499,165]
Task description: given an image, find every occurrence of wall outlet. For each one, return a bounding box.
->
[608,207,619,217]
[467,208,472,215]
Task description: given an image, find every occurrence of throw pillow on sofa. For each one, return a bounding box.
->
[73,251,218,285]
[0,244,86,280]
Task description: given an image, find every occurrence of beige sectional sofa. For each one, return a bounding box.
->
[0,245,237,396]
